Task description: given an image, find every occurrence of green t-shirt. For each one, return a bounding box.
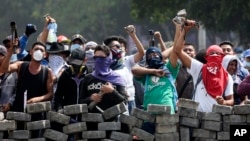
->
[136,61,180,114]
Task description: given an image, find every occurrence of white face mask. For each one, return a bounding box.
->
[33,50,43,61]
[70,44,81,52]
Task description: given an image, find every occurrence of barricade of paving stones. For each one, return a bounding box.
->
[0,99,249,140]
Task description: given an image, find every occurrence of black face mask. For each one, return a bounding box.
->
[147,56,164,69]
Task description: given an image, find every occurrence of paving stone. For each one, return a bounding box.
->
[178,107,197,118]
[63,122,87,134]
[217,131,230,140]
[147,104,171,114]
[0,120,16,131]
[233,105,250,114]
[131,127,154,141]
[131,108,155,123]
[156,113,179,124]
[81,113,104,122]
[46,111,70,125]
[43,129,68,141]
[26,120,50,130]
[9,130,30,139]
[178,98,199,110]
[63,104,88,115]
[26,101,51,114]
[103,103,127,120]
[179,117,200,128]
[82,131,106,139]
[98,122,121,131]
[6,111,31,122]
[200,112,221,121]
[223,115,246,122]
[212,104,232,115]
[192,129,216,139]
[155,132,179,141]
[110,131,132,141]
[201,120,221,131]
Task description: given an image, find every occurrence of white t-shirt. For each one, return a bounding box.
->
[114,55,136,101]
[187,59,234,112]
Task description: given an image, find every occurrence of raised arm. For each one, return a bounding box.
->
[132,64,166,78]
[174,20,196,69]
[154,31,167,52]
[125,25,145,63]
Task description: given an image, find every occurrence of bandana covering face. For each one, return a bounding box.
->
[110,48,124,70]
[92,53,125,86]
[202,45,228,98]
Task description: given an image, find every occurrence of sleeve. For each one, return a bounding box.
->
[224,74,234,97]
[53,71,66,111]
[17,35,28,59]
[110,85,128,104]
[166,60,180,79]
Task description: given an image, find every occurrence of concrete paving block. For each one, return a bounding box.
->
[63,122,87,134]
[156,113,179,124]
[110,131,132,141]
[43,129,68,141]
[0,120,16,131]
[28,138,46,141]
[201,120,221,131]
[63,104,88,115]
[6,111,31,122]
[155,132,179,141]
[9,130,30,139]
[192,129,216,139]
[223,115,246,122]
[82,131,106,139]
[46,111,70,125]
[26,101,51,113]
[212,104,232,115]
[81,113,104,122]
[98,122,121,131]
[178,107,197,118]
[247,114,250,123]
[119,114,142,128]
[103,102,127,120]
[217,131,230,140]
[180,126,190,141]
[131,127,154,141]
[131,108,155,123]
[26,120,50,130]
[155,123,177,133]
[193,138,217,141]
[178,98,199,110]
[233,105,250,114]
[223,122,247,131]
[201,112,221,121]
[147,104,171,114]
[179,117,200,128]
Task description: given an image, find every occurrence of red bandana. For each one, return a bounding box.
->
[201,45,228,98]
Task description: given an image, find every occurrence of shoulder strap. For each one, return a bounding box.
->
[192,71,202,100]
[18,62,29,80]
[178,75,192,98]
[41,65,49,85]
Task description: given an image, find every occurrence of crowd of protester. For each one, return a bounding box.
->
[1,15,250,140]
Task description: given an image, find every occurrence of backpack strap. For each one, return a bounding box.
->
[192,71,202,100]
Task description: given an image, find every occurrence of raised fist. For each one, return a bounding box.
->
[25,24,37,36]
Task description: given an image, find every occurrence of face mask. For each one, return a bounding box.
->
[70,64,82,74]
[110,49,123,70]
[205,55,223,65]
[48,55,65,75]
[147,56,164,69]
[33,50,43,62]
[70,44,81,52]
[245,61,250,67]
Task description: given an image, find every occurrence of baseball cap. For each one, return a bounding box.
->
[68,48,85,65]
[71,34,86,44]
[0,45,7,56]
[243,49,250,58]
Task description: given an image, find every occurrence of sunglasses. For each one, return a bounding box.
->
[93,56,106,59]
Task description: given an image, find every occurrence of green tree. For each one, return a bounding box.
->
[130,0,250,47]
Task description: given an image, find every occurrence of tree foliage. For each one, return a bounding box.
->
[130,0,250,47]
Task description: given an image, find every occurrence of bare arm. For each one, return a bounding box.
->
[132,65,166,78]
[174,20,196,69]
[125,25,145,63]
[154,31,167,52]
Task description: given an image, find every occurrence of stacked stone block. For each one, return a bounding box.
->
[1,99,250,140]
